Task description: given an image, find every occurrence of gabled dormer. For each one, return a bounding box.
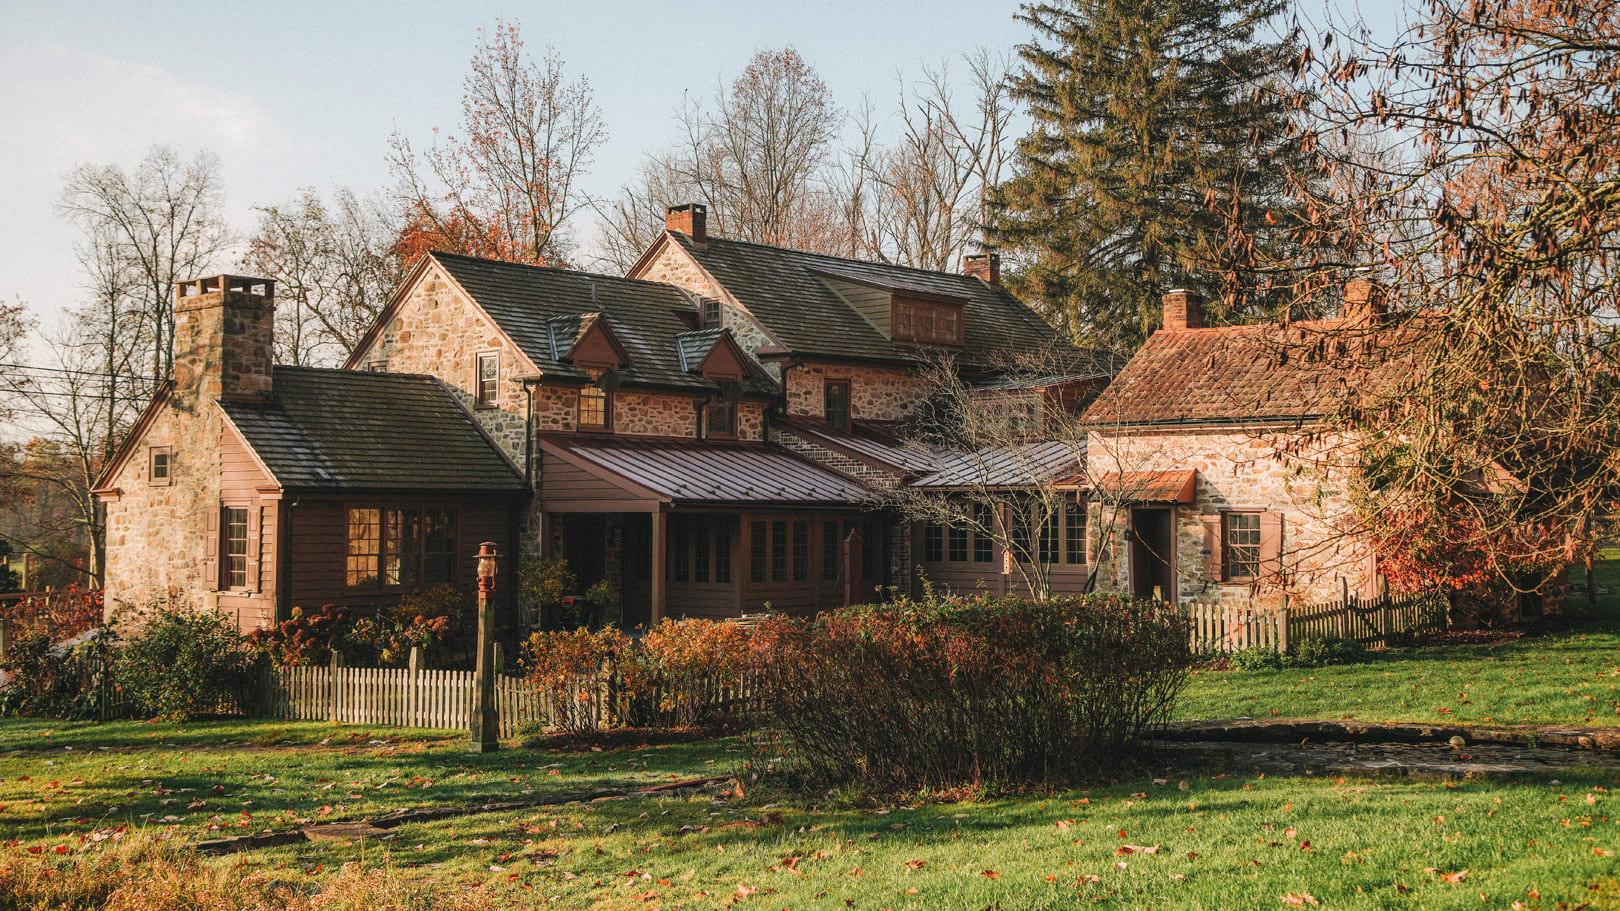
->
[548,312,630,370]
[808,267,967,348]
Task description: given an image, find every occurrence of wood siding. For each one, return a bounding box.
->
[219,422,277,631]
[540,453,661,512]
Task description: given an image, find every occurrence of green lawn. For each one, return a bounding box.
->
[1,720,1616,910]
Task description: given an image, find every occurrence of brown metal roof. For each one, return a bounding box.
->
[774,416,945,475]
[908,440,1085,490]
[539,435,875,506]
[1093,470,1197,503]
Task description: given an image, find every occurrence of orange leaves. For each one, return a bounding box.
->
[980,869,1002,879]
[1281,893,1319,906]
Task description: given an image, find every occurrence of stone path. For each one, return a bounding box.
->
[1156,718,1620,779]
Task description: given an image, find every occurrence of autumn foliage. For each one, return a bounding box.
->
[0,588,107,718]
[746,595,1190,790]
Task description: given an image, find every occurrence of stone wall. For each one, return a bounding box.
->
[783,360,933,423]
[769,426,902,487]
[632,240,778,364]
[1086,427,1372,609]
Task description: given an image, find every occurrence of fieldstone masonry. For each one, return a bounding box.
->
[784,361,932,423]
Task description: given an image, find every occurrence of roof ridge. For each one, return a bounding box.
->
[430,250,687,292]
[692,234,986,284]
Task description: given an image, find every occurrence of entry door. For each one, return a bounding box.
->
[1129,508,1175,601]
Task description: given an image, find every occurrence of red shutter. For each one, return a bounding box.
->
[1259,511,1284,582]
[245,505,261,593]
[203,505,219,591]
[1201,514,1224,582]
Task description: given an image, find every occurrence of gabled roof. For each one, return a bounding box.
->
[653,232,1104,372]
[540,435,874,506]
[674,328,727,372]
[427,252,775,397]
[218,367,524,492]
[1082,314,1436,428]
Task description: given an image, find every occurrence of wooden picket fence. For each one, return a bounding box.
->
[1184,589,1448,655]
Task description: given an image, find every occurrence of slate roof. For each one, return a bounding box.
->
[430,252,775,396]
[663,233,1110,372]
[541,435,874,505]
[909,441,1085,490]
[1082,315,1435,428]
[675,328,727,372]
[219,366,524,492]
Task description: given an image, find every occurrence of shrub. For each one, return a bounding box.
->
[0,588,110,719]
[621,618,751,727]
[522,626,628,737]
[520,556,578,628]
[1229,645,1286,671]
[116,607,262,720]
[746,594,1190,791]
[248,588,466,669]
[1291,636,1369,667]
[248,604,350,667]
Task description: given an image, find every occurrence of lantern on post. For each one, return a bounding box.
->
[471,541,500,753]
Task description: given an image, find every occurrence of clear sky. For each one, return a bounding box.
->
[0,0,1409,331]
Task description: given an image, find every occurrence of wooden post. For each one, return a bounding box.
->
[327,649,341,724]
[650,510,667,623]
[408,646,422,729]
[493,642,505,675]
[472,542,500,753]
[1277,595,1289,655]
[0,617,9,667]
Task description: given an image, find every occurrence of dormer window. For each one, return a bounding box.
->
[705,400,736,438]
[824,380,851,430]
[579,368,611,431]
[891,297,963,346]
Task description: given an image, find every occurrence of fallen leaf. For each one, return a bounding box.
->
[1281,893,1319,906]
[980,870,1001,879]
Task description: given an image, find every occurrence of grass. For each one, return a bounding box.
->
[0,720,1616,909]
[1178,553,1620,727]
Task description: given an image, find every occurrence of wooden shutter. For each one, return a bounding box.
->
[1259,511,1284,581]
[1201,514,1224,582]
[203,505,219,591]
[245,505,261,593]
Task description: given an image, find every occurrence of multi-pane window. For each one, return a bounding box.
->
[694,525,711,582]
[476,353,499,406]
[347,507,455,588]
[792,521,810,582]
[347,508,380,586]
[1065,499,1087,564]
[823,380,851,430]
[706,400,736,437]
[923,524,944,562]
[1225,512,1263,580]
[715,524,731,583]
[579,369,610,430]
[973,503,995,562]
[666,519,732,586]
[1038,511,1058,564]
[771,521,788,582]
[701,297,721,330]
[750,522,768,583]
[822,521,840,580]
[673,524,691,583]
[892,298,963,345]
[149,447,171,486]
[948,526,969,562]
[224,507,249,589]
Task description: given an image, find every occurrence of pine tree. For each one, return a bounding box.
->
[989,0,1316,351]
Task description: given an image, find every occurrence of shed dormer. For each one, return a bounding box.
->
[808,267,967,348]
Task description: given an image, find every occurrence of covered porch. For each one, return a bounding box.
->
[537,435,887,625]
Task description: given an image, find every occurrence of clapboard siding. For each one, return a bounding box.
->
[540,455,655,511]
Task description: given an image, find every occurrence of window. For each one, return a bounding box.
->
[347,508,380,586]
[1007,399,1041,437]
[792,521,809,582]
[715,524,731,583]
[923,523,944,562]
[822,521,840,580]
[695,524,711,583]
[701,297,721,330]
[948,526,968,562]
[224,507,249,589]
[1039,512,1058,564]
[578,369,610,430]
[149,446,171,486]
[771,520,788,582]
[348,507,455,588]
[972,503,994,563]
[750,522,768,583]
[705,400,736,438]
[824,380,851,430]
[891,297,964,345]
[1225,512,1263,580]
[673,523,691,583]
[1065,499,1087,564]
[862,521,880,579]
[476,353,499,407]
[367,360,388,373]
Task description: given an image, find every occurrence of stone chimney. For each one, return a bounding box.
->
[1162,289,1203,331]
[963,252,1001,287]
[172,275,276,406]
[665,203,707,245]
[1344,275,1388,323]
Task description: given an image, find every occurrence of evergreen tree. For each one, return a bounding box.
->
[989,0,1316,351]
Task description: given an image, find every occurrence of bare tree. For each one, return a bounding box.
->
[390,20,606,265]
[58,146,230,385]
[242,187,405,365]
[590,156,687,273]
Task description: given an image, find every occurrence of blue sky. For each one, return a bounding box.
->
[0,0,1408,330]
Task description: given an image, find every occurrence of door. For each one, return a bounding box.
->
[1129,508,1175,601]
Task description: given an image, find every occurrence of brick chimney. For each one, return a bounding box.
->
[665,203,707,245]
[172,275,276,406]
[1162,289,1203,331]
[1344,275,1388,323]
[963,252,1001,287]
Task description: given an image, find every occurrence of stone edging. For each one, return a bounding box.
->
[1160,718,1620,750]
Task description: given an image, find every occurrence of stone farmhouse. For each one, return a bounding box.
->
[95,205,1108,630]
[94,200,1438,632]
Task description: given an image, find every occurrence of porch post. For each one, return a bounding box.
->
[650,508,667,623]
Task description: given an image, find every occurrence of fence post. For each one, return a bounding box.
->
[1277,595,1289,655]
[493,642,505,675]
[328,649,342,724]
[408,646,422,729]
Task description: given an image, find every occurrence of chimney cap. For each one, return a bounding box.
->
[176,275,275,301]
